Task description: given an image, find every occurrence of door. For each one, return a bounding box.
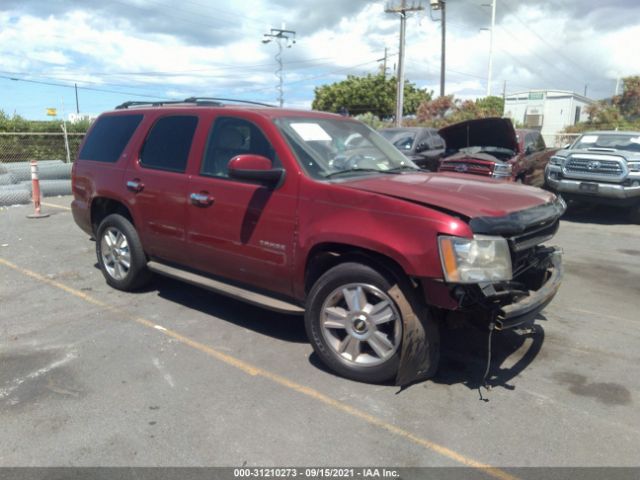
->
[186,115,297,297]
[125,114,199,264]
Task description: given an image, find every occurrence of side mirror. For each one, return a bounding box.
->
[562,143,571,149]
[524,145,534,155]
[228,155,285,188]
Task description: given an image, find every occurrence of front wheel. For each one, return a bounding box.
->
[96,214,151,291]
[305,262,418,383]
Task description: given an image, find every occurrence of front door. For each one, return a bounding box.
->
[186,115,297,297]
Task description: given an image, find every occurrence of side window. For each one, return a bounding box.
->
[524,133,536,152]
[535,132,546,150]
[140,116,198,173]
[79,114,143,162]
[200,117,279,178]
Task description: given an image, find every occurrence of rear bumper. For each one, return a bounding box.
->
[494,250,563,330]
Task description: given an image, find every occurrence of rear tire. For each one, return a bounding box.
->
[96,214,151,291]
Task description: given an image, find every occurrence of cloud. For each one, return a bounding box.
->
[0,0,638,119]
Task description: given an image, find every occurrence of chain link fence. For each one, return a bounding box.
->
[0,132,83,206]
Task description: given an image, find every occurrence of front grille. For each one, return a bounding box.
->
[508,219,559,253]
[508,219,559,277]
[565,156,624,176]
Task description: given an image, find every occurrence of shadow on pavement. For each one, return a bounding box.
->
[434,319,546,392]
[148,275,308,344]
[101,262,546,390]
[561,203,634,225]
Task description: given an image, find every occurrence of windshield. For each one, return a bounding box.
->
[275,117,418,179]
[573,133,640,152]
[379,129,416,151]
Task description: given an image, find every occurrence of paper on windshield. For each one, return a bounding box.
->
[291,123,332,141]
[580,135,598,143]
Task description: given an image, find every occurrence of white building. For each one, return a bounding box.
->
[503,90,594,145]
[68,113,98,124]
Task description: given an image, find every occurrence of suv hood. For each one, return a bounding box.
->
[556,148,640,161]
[344,172,556,219]
[439,117,519,153]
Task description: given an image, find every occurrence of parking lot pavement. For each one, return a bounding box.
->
[1,197,639,471]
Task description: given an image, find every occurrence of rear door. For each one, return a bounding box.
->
[125,114,201,264]
[185,114,298,297]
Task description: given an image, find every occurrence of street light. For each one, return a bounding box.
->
[262,28,296,107]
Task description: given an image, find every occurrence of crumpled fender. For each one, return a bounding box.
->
[388,285,440,386]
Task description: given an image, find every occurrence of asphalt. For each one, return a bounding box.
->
[0,197,639,472]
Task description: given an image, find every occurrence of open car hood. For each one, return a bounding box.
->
[438,117,519,153]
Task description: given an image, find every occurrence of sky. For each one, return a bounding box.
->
[0,0,638,120]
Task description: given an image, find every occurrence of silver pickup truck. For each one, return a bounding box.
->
[545,131,640,222]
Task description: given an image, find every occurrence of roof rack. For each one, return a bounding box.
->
[115,97,275,110]
[183,97,275,107]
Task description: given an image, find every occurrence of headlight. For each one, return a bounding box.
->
[492,163,512,177]
[438,235,512,283]
[627,161,640,172]
[549,155,566,166]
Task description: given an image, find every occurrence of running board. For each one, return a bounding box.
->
[147,261,304,315]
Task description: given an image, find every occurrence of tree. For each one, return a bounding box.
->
[312,73,431,118]
[415,95,505,127]
[565,75,640,132]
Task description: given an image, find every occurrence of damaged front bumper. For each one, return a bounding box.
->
[492,249,563,330]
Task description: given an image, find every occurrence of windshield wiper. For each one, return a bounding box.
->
[324,168,395,178]
[385,165,420,173]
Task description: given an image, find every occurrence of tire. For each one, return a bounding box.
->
[305,262,428,383]
[95,214,152,291]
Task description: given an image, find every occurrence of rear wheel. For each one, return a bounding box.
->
[305,262,422,383]
[96,214,151,291]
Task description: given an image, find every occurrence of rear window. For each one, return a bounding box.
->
[79,114,143,162]
[140,116,198,173]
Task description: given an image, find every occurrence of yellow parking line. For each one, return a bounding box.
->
[0,257,517,480]
[42,202,71,211]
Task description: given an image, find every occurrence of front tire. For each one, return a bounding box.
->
[96,214,151,291]
[305,262,423,383]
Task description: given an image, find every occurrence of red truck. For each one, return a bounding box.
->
[72,99,564,385]
[437,117,557,187]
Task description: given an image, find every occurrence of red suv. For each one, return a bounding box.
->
[72,98,564,385]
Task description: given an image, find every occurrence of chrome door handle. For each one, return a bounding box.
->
[126,179,144,193]
[190,192,214,207]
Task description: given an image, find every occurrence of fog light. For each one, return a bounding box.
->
[633,181,640,187]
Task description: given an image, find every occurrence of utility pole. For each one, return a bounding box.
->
[486,0,496,96]
[74,83,79,114]
[584,84,588,97]
[502,79,506,100]
[429,0,446,97]
[262,28,296,107]
[383,47,388,79]
[386,1,424,127]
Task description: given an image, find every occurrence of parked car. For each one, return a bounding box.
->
[379,127,445,171]
[437,117,557,187]
[72,98,564,385]
[545,131,640,222]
